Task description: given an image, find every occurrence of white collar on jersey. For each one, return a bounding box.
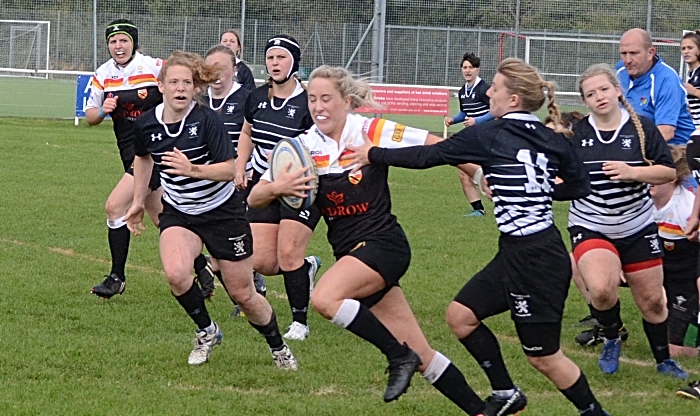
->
[207,82,241,111]
[111,51,144,70]
[501,112,540,122]
[155,101,197,137]
[587,106,630,144]
[270,79,304,110]
[465,76,482,92]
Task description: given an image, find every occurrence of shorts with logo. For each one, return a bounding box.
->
[158,192,253,262]
[344,225,411,308]
[454,226,570,356]
[123,158,161,191]
[246,170,321,229]
[568,223,663,269]
[665,278,699,346]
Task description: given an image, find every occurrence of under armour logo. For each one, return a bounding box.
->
[151,133,162,141]
[676,295,687,307]
[525,123,536,130]
[258,102,267,109]
[622,138,632,148]
[581,139,593,147]
[572,233,583,243]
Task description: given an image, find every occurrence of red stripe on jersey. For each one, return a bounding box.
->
[104,78,124,88]
[366,119,385,145]
[622,258,662,273]
[658,222,684,235]
[128,74,157,84]
[313,154,330,168]
[91,76,104,90]
[572,239,619,263]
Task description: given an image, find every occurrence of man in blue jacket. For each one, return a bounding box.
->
[617,28,695,145]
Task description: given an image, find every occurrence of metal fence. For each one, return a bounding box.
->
[1,0,698,89]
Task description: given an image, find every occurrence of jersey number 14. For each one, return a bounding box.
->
[516,149,552,193]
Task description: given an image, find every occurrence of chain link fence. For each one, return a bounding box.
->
[1,0,698,116]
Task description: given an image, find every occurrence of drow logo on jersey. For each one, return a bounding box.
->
[151,133,163,141]
[322,191,370,217]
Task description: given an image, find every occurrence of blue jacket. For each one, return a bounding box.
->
[616,56,695,145]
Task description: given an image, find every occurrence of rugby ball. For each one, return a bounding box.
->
[270,137,318,210]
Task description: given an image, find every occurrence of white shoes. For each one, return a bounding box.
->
[305,255,322,295]
[283,321,310,341]
[188,323,222,365]
[271,343,299,370]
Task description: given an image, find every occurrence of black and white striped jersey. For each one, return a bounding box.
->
[244,81,313,174]
[369,112,590,236]
[568,110,674,238]
[133,102,236,215]
[687,67,700,129]
[458,77,490,117]
[205,84,250,152]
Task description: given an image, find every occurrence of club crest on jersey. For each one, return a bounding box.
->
[510,293,531,317]
[326,191,345,205]
[581,139,593,147]
[151,133,162,141]
[138,89,148,99]
[349,170,363,185]
[640,97,648,106]
[187,124,198,137]
[622,138,632,149]
[287,106,297,119]
[647,235,660,253]
[226,104,236,114]
[664,241,675,251]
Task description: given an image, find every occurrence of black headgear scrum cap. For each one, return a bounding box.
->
[105,19,139,52]
[265,34,301,84]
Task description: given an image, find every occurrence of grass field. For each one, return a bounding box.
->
[0,117,697,415]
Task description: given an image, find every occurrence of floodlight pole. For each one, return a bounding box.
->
[646,0,652,35]
[370,0,386,83]
[240,0,246,43]
[513,0,521,58]
[93,0,97,71]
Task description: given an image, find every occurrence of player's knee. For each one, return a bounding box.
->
[525,353,559,374]
[446,302,479,338]
[277,248,303,271]
[309,290,335,319]
[163,265,195,293]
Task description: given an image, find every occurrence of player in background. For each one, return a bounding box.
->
[568,64,686,379]
[650,145,699,359]
[350,58,611,416]
[249,65,494,415]
[235,35,321,341]
[444,53,490,217]
[681,30,700,129]
[125,51,298,369]
[220,29,257,92]
[202,45,267,314]
[86,19,214,300]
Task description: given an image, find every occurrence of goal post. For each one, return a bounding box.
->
[523,35,681,95]
[0,20,50,79]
